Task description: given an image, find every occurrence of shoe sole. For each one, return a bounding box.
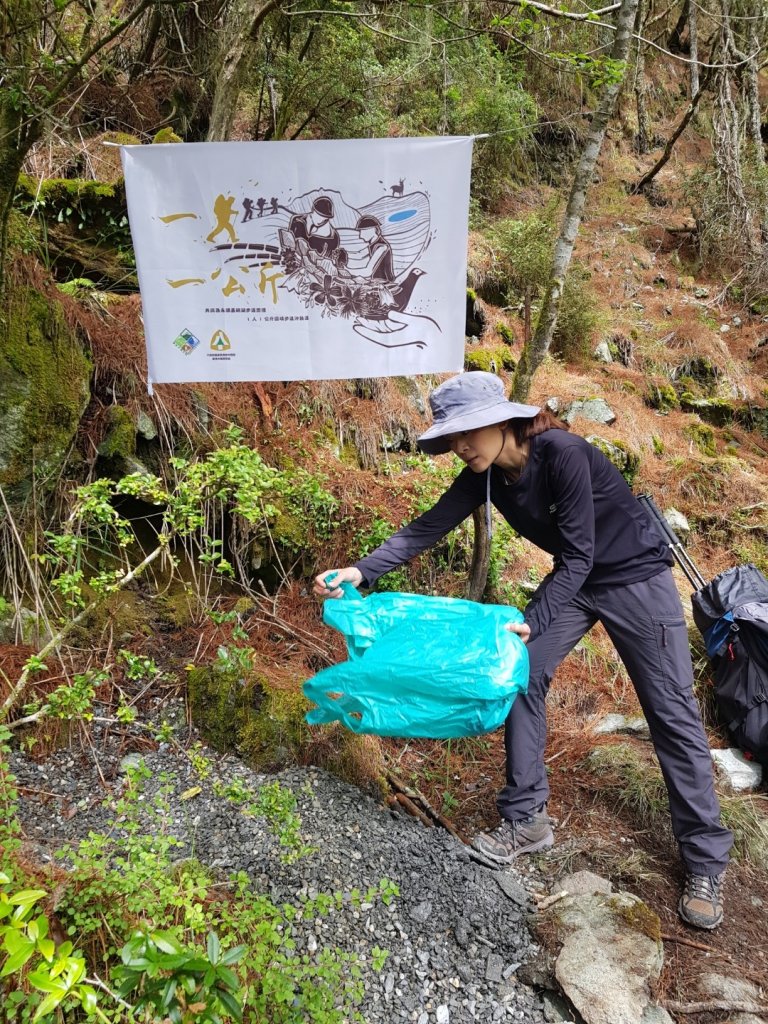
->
[471,832,554,865]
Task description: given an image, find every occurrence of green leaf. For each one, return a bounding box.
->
[151,930,184,955]
[37,938,55,962]
[219,945,246,966]
[216,987,244,1021]
[27,968,66,993]
[207,931,220,964]
[9,889,46,907]
[1,939,36,976]
[80,986,99,1013]
[33,991,65,1021]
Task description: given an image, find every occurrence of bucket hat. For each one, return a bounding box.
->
[417,372,539,455]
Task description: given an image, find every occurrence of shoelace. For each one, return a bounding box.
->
[684,875,721,902]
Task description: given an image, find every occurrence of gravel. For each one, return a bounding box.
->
[9,721,548,1024]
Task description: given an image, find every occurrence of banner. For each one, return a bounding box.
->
[121,137,474,386]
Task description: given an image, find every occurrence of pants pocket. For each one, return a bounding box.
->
[652,615,695,693]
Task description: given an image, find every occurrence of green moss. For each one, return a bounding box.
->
[464,346,516,373]
[0,281,91,504]
[153,128,183,144]
[102,131,141,147]
[651,435,664,456]
[98,405,136,459]
[679,395,735,427]
[645,382,678,412]
[684,422,717,457]
[496,323,515,345]
[188,662,310,768]
[466,287,477,303]
[588,436,640,486]
[609,896,662,944]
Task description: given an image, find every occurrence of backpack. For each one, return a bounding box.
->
[691,564,768,766]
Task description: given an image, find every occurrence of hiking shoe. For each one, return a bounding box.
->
[471,810,554,864]
[678,872,725,930]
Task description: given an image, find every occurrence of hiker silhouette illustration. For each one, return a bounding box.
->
[242,198,255,222]
[206,194,238,244]
[270,197,279,214]
[256,197,267,217]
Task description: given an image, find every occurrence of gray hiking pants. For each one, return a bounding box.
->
[497,568,733,875]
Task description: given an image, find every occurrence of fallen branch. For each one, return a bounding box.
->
[664,1000,767,1015]
[660,932,717,952]
[386,770,464,841]
[388,793,433,829]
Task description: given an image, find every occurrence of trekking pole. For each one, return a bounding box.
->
[637,493,707,591]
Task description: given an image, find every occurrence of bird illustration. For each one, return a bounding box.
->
[359,268,428,325]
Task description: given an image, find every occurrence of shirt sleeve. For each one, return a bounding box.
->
[524,445,595,640]
[354,469,483,587]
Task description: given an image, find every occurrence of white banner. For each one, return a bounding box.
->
[121,137,474,386]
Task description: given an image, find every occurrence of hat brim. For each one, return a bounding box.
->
[417,401,540,455]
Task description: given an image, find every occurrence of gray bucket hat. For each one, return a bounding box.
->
[417,372,539,455]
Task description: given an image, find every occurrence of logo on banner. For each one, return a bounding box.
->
[209,329,231,352]
[172,328,200,355]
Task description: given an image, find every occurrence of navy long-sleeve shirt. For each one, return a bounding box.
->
[353,429,672,640]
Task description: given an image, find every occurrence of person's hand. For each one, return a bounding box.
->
[313,567,363,599]
[506,621,531,644]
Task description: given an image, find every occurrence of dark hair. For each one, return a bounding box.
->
[508,410,569,445]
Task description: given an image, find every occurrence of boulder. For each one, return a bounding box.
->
[0,280,91,506]
[710,749,763,792]
[532,891,663,1024]
[563,399,617,426]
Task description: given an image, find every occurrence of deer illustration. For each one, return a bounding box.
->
[390,178,405,197]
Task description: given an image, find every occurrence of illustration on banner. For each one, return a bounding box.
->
[162,182,439,351]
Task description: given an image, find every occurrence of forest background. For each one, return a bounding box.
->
[1,1,768,1022]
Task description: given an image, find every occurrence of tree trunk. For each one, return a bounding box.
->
[0,104,37,293]
[466,508,491,601]
[688,0,700,98]
[206,0,281,141]
[632,72,710,193]
[743,29,764,167]
[510,0,640,403]
[634,0,652,154]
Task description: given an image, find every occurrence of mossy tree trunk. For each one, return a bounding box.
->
[510,0,640,403]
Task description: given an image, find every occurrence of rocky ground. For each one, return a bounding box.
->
[9,717,549,1024]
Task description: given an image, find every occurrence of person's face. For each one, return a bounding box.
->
[359,225,376,242]
[446,424,506,472]
[310,210,329,228]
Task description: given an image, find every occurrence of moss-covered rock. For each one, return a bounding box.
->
[645,382,678,412]
[679,394,736,426]
[0,280,91,505]
[464,346,516,373]
[153,128,183,144]
[684,422,717,457]
[98,405,137,460]
[188,659,310,768]
[587,435,641,486]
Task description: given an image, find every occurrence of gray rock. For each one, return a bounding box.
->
[593,342,613,364]
[593,714,650,739]
[557,871,612,897]
[534,892,663,1024]
[663,508,689,539]
[485,953,504,983]
[698,971,764,1004]
[410,901,433,925]
[119,753,145,773]
[495,872,530,907]
[639,1006,675,1024]
[563,399,617,427]
[710,749,763,792]
[136,410,157,440]
[545,397,561,415]
[542,990,579,1022]
[0,606,52,646]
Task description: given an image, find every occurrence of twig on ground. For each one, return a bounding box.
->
[660,932,717,952]
[664,1000,767,1015]
[386,770,464,841]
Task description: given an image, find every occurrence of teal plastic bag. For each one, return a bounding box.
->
[303,586,529,738]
